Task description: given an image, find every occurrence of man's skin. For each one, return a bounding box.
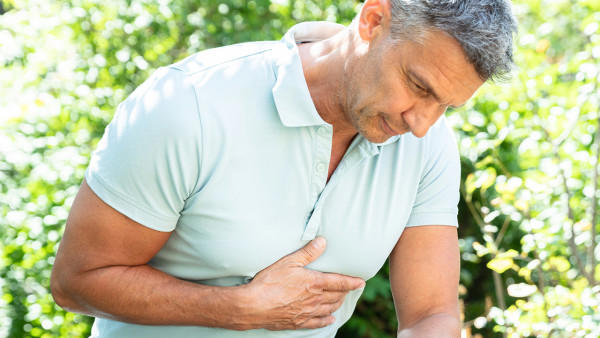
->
[51,0,483,336]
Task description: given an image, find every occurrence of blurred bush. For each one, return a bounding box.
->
[452,0,600,336]
[1,0,599,337]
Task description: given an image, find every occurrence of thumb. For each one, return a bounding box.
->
[287,237,327,266]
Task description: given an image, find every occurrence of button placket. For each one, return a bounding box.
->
[316,162,326,173]
[302,131,381,241]
[326,138,376,193]
[301,134,384,240]
[303,125,332,240]
[302,210,321,240]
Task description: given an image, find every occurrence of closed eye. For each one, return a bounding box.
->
[411,80,429,97]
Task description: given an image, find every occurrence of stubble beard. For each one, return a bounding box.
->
[340,80,384,143]
[353,107,391,143]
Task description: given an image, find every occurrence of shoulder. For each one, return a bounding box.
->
[419,116,460,173]
[162,41,281,106]
[385,116,457,159]
[416,115,459,163]
[116,66,199,132]
[168,41,279,76]
[426,115,456,143]
[429,116,459,159]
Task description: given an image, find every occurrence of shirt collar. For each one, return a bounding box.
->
[271,22,402,148]
[271,22,345,127]
[375,135,401,147]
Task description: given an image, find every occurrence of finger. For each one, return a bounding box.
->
[312,297,346,317]
[314,273,365,291]
[284,237,327,266]
[295,315,336,329]
[318,291,347,305]
[329,296,345,313]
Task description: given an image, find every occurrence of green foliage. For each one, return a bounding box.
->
[456,0,600,336]
[1,0,599,337]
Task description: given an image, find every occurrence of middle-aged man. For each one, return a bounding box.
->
[51,0,517,336]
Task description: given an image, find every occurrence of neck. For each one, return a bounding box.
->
[297,30,358,142]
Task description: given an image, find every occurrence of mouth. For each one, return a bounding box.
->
[380,116,399,136]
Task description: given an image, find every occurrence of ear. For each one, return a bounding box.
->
[357,0,390,42]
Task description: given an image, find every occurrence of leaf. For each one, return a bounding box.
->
[487,256,514,274]
[507,283,537,297]
[472,241,489,257]
[518,266,532,281]
[497,249,519,259]
[548,256,571,273]
[465,173,477,197]
[480,167,497,193]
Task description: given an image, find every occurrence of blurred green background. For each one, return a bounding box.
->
[1,0,599,337]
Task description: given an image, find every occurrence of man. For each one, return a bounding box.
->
[51,0,516,336]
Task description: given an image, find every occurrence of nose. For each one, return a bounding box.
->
[409,100,447,138]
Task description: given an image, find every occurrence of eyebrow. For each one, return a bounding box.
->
[406,69,463,109]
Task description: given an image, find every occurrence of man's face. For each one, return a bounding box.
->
[342,29,484,143]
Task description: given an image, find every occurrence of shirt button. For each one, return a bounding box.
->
[316,162,326,172]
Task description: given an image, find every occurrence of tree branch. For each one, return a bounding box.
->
[492,271,507,338]
[541,127,593,284]
[462,177,507,334]
[460,186,486,228]
[494,216,511,248]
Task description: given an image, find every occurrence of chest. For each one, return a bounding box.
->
[327,136,353,182]
[150,128,424,282]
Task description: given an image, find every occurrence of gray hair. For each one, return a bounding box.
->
[389,0,518,81]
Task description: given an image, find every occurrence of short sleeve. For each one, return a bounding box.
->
[85,67,202,232]
[405,117,460,227]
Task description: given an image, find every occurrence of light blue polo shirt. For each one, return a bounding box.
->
[86,22,460,338]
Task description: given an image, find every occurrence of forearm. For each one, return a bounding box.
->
[52,264,254,329]
[397,312,460,338]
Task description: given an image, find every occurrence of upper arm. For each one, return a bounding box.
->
[51,67,202,311]
[53,180,172,278]
[389,225,460,329]
[53,66,201,275]
[50,179,172,310]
